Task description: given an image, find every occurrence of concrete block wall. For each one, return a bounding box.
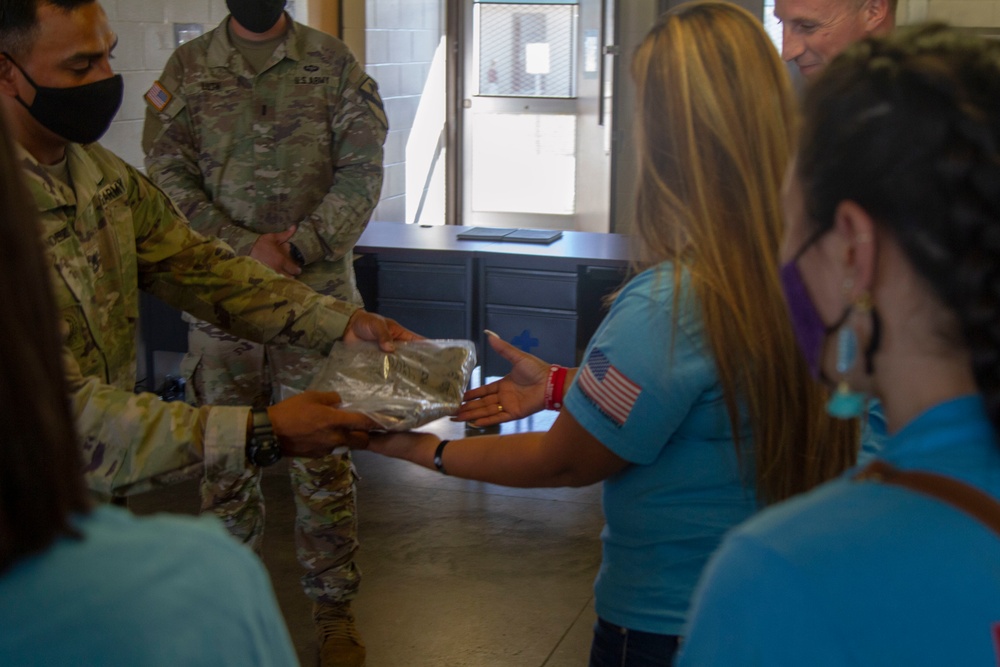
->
[102,0,311,168]
[101,0,230,168]
[359,0,444,223]
[102,0,444,224]
[899,0,1000,26]
[925,0,1000,25]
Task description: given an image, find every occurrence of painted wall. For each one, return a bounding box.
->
[101,0,231,169]
[101,0,316,169]
[901,0,1000,26]
[357,0,444,223]
[101,0,440,226]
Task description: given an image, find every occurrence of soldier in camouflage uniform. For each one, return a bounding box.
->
[0,0,410,641]
[24,137,377,498]
[142,3,386,665]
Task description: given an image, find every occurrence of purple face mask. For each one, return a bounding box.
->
[779,259,827,378]
[780,228,854,379]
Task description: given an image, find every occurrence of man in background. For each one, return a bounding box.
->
[776,0,896,78]
[143,1,386,665]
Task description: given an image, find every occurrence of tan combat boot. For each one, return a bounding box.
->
[314,601,366,667]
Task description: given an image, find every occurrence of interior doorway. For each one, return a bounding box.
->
[456,0,612,231]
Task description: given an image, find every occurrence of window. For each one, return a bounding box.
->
[476,1,578,98]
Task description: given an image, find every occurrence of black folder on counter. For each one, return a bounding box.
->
[456,227,563,244]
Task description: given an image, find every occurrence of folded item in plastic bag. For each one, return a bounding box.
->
[306,339,478,431]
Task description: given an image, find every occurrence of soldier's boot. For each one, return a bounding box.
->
[314,601,366,667]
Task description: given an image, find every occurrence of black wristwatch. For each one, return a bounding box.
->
[246,409,282,467]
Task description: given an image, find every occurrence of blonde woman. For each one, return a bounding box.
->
[363,3,858,664]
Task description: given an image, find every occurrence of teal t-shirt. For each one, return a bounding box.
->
[680,395,1000,665]
[564,263,755,635]
[0,505,298,666]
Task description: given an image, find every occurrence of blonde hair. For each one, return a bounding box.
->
[632,1,858,504]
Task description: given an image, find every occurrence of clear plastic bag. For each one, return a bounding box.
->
[305,339,478,431]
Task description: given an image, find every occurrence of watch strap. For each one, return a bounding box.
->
[251,408,274,437]
[246,409,282,467]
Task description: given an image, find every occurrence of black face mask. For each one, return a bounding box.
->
[227,0,286,34]
[5,55,123,145]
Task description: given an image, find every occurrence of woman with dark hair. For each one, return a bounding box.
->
[0,116,298,663]
[680,24,1000,666]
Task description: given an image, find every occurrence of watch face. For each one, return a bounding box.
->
[249,437,282,467]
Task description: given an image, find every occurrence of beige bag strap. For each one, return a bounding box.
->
[854,460,1000,538]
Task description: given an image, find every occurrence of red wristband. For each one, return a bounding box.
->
[545,365,568,411]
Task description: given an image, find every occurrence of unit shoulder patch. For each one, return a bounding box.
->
[358,76,388,130]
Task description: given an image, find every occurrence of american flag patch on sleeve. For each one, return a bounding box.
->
[578,348,641,427]
[145,81,172,112]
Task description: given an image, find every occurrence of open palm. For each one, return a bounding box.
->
[455,334,551,427]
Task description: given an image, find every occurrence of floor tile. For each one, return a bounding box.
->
[130,439,604,666]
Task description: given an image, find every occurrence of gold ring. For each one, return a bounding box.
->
[497,404,504,413]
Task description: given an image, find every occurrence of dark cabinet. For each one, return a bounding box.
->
[481,265,579,375]
[483,305,578,373]
[356,223,629,378]
[484,267,577,310]
[375,259,472,341]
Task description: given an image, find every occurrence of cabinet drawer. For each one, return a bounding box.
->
[484,305,577,375]
[379,262,467,302]
[379,298,469,341]
[485,268,577,310]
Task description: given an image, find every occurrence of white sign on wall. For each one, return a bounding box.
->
[525,43,551,75]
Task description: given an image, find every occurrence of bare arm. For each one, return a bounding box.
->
[367,409,627,488]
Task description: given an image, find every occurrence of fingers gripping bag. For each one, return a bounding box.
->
[306,339,478,431]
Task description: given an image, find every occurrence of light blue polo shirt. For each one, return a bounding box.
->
[680,395,1000,665]
[0,505,298,666]
[564,263,756,635]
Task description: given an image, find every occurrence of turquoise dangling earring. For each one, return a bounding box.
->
[826,295,870,419]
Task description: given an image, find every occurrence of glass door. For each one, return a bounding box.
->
[461,0,581,229]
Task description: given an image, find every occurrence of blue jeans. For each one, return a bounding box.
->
[589,617,680,667]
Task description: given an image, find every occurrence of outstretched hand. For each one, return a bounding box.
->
[455,332,551,427]
[268,390,379,457]
[342,309,422,353]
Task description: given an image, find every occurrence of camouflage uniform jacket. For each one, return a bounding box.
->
[21,141,358,499]
[143,16,388,301]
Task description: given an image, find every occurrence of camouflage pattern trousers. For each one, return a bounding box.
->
[183,320,359,605]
